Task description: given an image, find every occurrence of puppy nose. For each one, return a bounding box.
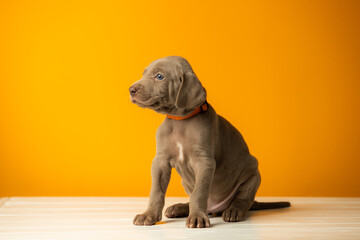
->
[129,86,138,97]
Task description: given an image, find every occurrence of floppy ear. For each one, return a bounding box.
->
[175,72,206,109]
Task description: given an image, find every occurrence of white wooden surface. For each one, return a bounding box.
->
[0,197,359,240]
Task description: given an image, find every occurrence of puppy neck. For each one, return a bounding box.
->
[166,102,208,120]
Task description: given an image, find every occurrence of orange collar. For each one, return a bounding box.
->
[167,102,208,120]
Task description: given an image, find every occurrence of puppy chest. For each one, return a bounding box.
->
[176,142,185,162]
[160,129,188,162]
[166,140,188,166]
[157,124,195,169]
[165,140,193,170]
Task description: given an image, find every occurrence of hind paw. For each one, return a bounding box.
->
[222,207,246,222]
[165,203,189,218]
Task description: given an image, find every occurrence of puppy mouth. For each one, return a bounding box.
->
[130,96,160,109]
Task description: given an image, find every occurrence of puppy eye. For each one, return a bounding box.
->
[156,74,164,80]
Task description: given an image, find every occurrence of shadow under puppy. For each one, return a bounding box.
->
[129,56,290,228]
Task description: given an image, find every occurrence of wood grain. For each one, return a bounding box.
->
[0,197,359,239]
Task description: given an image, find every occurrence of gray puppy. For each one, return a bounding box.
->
[129,56,290,228]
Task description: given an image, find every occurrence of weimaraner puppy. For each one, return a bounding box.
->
[129,56,290,228]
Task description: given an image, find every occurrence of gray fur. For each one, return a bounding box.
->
[130,56,289,228]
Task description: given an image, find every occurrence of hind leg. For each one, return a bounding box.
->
[222,171,261,222]
[165,203,189,218]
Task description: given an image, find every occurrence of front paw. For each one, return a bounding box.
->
[133,211,162,226]
[186,212,210,228]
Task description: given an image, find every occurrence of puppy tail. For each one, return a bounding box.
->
[250,201,291,210]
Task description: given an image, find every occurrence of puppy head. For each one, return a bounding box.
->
[129,56,206,116]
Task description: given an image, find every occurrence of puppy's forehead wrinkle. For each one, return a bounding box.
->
[148,56,194,76]
[166,56,194,73]
[150,68,168,77]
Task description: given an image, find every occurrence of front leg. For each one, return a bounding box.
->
[186,157,216,228]
[133,157,171,226]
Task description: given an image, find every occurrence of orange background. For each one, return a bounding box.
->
[0,0,359,197]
